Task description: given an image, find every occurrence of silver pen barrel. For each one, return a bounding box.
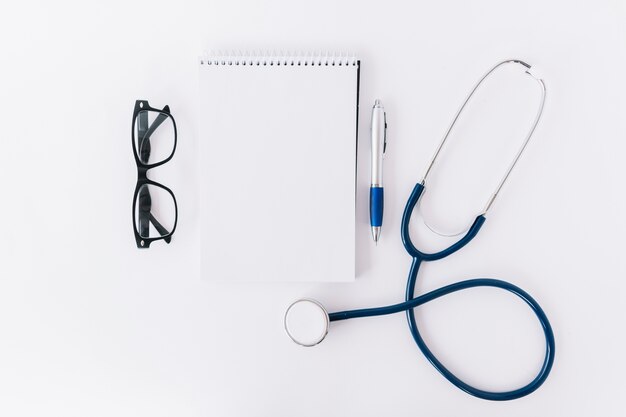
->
[371,100,386,187]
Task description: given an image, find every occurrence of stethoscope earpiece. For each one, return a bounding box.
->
[284,299,329,347]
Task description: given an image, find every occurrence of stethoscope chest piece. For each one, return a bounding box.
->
[284,299,329,347]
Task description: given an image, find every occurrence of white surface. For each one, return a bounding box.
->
[1,0,625,416]
[198,57,357,282]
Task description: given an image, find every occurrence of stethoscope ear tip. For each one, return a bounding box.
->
[284,299,329,347]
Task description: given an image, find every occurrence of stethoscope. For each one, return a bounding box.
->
[284,60,555,401]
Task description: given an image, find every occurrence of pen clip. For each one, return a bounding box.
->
[383,111,388,154]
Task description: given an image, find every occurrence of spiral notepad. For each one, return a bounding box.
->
[199,52,360,282]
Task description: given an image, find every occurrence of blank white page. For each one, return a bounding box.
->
[199,54,358,282]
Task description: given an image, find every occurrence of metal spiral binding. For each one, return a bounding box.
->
[199,51,358,67]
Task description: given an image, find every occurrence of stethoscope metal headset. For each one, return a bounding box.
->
[284,60,555,401]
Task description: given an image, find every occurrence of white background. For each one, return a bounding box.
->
[1,0,625,416]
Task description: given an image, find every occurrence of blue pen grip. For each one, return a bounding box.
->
[370,187,384,227]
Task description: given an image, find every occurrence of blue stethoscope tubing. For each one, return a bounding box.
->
[329,182,555,401]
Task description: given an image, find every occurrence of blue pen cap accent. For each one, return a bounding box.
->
[369,186,384,227]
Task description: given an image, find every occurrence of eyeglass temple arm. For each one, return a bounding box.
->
[138,106,171,152]
[149,213,172,243]
[138,189,172,243]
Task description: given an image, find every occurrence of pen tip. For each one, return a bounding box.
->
[372,227,381,245]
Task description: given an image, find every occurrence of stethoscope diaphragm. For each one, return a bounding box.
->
[284,299,329,347]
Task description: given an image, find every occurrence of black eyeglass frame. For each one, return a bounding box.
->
[131,100,178,248]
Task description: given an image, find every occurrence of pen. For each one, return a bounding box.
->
[370,99,387,244]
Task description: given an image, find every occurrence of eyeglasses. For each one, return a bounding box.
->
[131,100,178,248]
